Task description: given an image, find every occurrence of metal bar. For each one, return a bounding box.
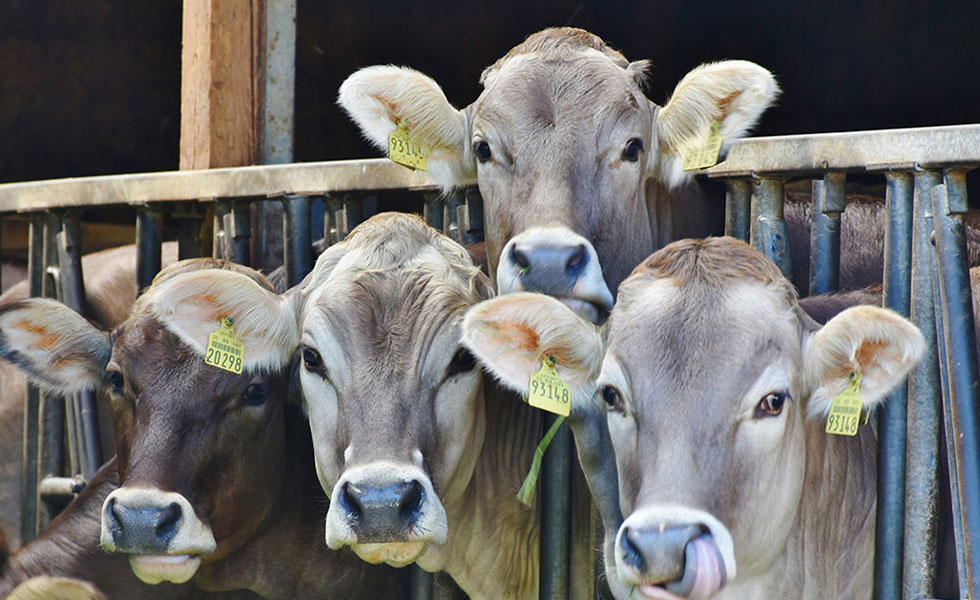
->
[874,172,913,600]
[423,193,444,231]
[464,188,484,244]
[443,190,465,244]
[343,194,364,233]
[928,200,967,596]
[724,179,751,241]
[42,212,61,299]
[37,475,85,499]
[57,212,102,481]
[136,207,163,293]
[540,415,572,600]
[0,159,454,213]
[263,0,296,165]
[282,195,312,288]
[213,200,231,260]
[808,172,845,295]
[410,567,433,600]
[172,202,206,260]
[326,196,344,244]
[904,169,943,600]
[932,170,980,598]
[229,201,252,266]
[705,123,980,177]
[750,177,792,279]
[0,214,3,292]
[20,214,44,543]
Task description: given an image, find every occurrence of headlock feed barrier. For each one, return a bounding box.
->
[0,122,977,600]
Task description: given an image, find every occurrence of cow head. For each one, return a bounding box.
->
[297,213,493,567]
[0,260,299,585]
[459,238,924,599]
[339,27,778,323]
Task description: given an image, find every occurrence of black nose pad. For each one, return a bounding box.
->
[106,498,183,553]
[340,479,426,543]
[620,524,703,584]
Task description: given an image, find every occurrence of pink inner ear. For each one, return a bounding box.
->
[13,320,60,350]
[855,339,889,372]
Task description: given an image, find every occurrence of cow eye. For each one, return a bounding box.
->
[302,347,322,371]
[107,370,124,392]
[447,348,477,377]
[600,385,621,410]
[241,383,268,407]
[473,140,492,163]
[757,391,789,417]
[622,138,644,162]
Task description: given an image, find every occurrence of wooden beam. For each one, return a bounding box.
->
[180,0,265,170]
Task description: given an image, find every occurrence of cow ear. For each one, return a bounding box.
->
[654,60,779,187]
[6,576,107,600]
[338,65,473,191]
[461,292,603,394]
[0,298,110,394]
[146,270,299,372]
[803,305,925,419]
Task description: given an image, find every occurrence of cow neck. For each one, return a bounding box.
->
[646,177,726,251]
[420,379,543,599]
[0,460,192,600]
[720,419,879,599]
[194,404,405,599]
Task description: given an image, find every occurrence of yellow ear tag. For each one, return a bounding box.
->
[681,119,723,171]
[527,356,571,417]
[204,317,244,374]
[825,372,863,436]
[388,122,428,171]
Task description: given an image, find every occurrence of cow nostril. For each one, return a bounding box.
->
[510,246,531,272]
[566,244,588,272]
[156,502,182,541]
[341,482,364,523]
[399,480,424,526]
[620,527,646,571]
[106,498,121,527]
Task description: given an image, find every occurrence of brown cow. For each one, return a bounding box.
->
[339,27,778,323]
[0,259,408,599]
[0,242,178,550]
[462,237,925,599]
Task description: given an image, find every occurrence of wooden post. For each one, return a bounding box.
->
[180,0,266,170]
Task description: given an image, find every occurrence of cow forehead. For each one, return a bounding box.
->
[474,50,648,134]
[607,280,802,407]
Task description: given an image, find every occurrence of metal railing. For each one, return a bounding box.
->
[707,123,980,600]
[2,123,979,599]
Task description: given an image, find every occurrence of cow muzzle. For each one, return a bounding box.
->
[100,488,217,585]
[325,463,447,567]
[615,506,736,600]
[497,227,614,324]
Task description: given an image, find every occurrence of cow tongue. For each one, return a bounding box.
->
[638,534,726,600]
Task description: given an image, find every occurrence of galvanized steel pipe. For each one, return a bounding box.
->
[808,172,845,295]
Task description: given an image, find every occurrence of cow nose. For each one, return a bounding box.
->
[339,480,425,543]
[105,497,182,554]
[618,524,729,598]
[509,242,590,294]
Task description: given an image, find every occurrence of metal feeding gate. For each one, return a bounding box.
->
[0,123,978,599]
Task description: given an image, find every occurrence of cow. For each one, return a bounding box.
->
[0,242,179,550]
[337,27,778,324]
[250,211,615,599]
[0,258,408,599]
[461,236,925,599]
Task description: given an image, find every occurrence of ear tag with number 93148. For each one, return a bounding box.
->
[825,372,863,436]
[205,317,244,374]
[388,122,428,171]
[527,356,571,417]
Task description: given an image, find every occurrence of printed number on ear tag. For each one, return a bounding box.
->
[681,119,723,171]
[527,356,571,417]
[388,122,428,171]
[205,317,244,374]
[825,372,863,436]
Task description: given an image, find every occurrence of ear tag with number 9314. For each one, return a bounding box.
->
[527,356,571,417]
[825,372,863,436]
[388,122,428,171]
[205,317,244,374]
[682,119,723,171]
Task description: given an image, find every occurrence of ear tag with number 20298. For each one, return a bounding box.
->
[388,122,428,171]
[205,317,244,374]
[825,372,863,436]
